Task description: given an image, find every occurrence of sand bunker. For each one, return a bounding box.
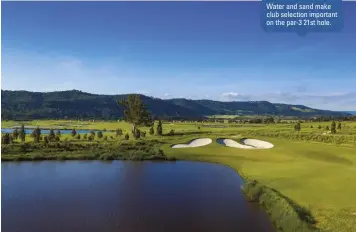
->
[171,138,212,148]
[217,138,274,149]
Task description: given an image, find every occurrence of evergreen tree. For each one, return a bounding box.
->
[116,128,123,137]
[337,122,342,130]
[71,129,77,137]
[90,130,96,138]
[49,129,55,141]
[34,127,41,143]
[83,134,88,140]
[331,121,336,134]
[124,133,129,140]
[19,124,26,142]
[149,127,154,135]
[294,122,301,132]
[56,130,61,137]
[157,120,163,136]
[76,134,81,140]
[97,131,103,139]
[88,135,94,141]
[133,129,141,139]
[141,131,146,138]
[12,129,19,140]
[318,125,322,129]
[43,136,49,146]
[168,129,175,136]
[1,133,11,145]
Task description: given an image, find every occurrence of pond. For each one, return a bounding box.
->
[1,128,100,135]
[2,161,276,232]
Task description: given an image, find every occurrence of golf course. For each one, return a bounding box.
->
[2,117,356,232]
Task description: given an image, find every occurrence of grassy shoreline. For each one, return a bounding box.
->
[242,180,319,232]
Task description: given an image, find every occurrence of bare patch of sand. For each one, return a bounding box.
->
[217,138,274,149]
[171,138,212,148]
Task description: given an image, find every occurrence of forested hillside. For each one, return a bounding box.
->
[1,90,350,120]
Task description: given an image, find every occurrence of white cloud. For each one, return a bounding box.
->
[222,92,239,97]
[221,92,251,101]
[220,91,356,111]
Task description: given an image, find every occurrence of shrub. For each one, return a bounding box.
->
[12,129,19,140]
[88,135,94,141]
[134,129,141,139]
[167,129,175,136]
[97,131,103,139]
[49,129,55,141]
[149,127,154,135]
[141,131,146,138]
[116,128,123,137]
[1,133,11,145]
[124,133,130,140]
[43,136,49,146]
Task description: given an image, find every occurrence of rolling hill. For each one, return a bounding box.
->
[1,90,350,120]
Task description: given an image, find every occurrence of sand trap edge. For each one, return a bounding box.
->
[171,138,213,148]
[216,138,274,149]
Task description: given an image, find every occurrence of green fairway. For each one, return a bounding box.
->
[2,119,356,231]
[163,135,356,232]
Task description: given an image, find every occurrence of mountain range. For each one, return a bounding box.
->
[1,90,351,120]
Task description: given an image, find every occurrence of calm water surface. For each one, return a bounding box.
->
[2,161,276,232]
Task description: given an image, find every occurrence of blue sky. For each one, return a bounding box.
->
[2,2,356,110]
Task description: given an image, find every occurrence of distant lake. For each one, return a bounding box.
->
[2,161,276,232]
[1,128,100,134]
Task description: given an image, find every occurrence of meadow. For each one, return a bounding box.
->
[1,119,356,232]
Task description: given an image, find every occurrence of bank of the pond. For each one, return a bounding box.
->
[167,157,320,232]
[242,180,319,232]
[1,140,176,162]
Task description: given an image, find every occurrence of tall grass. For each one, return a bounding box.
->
[242,180,320,232]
